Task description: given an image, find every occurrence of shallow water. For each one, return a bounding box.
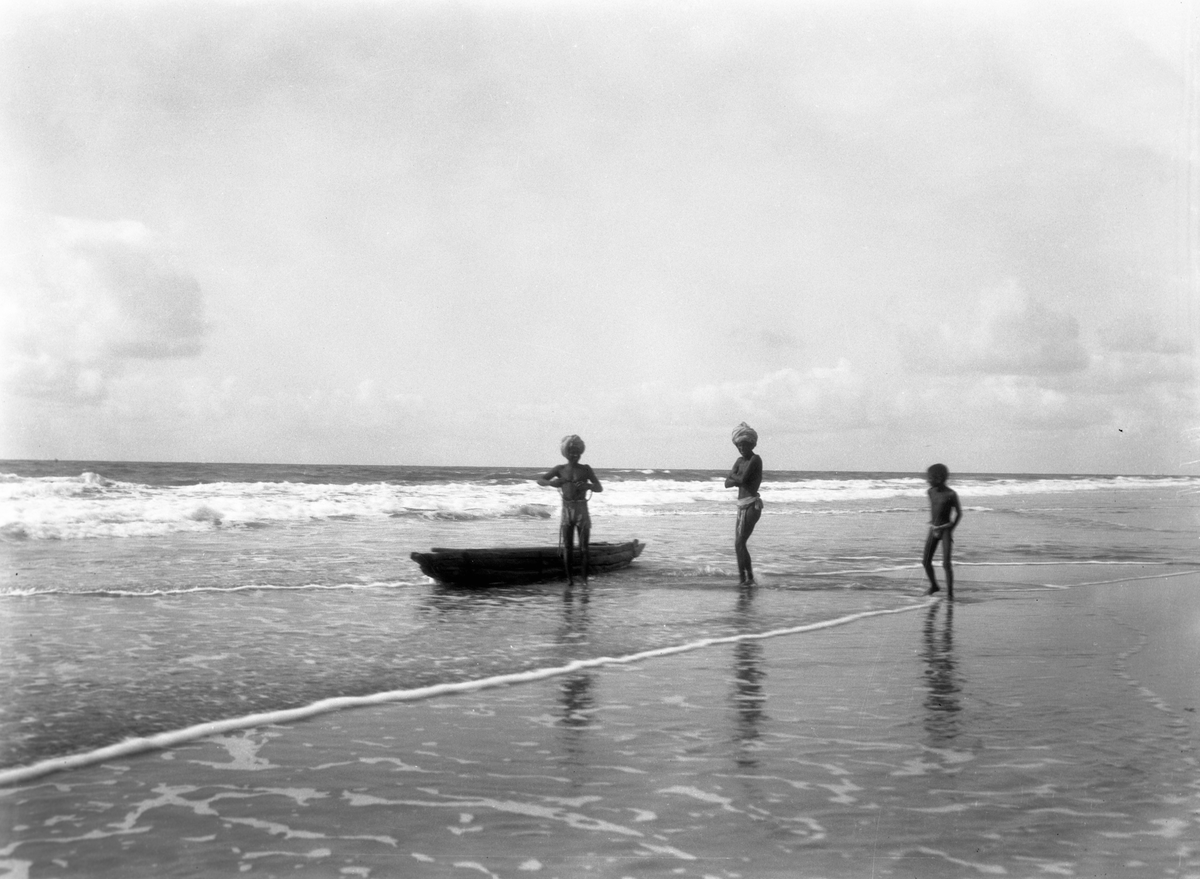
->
[1,462,1198,781]
[2,580,1198,878]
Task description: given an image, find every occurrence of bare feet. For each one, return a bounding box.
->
[927,585,940,595]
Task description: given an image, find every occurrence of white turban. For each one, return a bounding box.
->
[560,434,586,456]
[731,422,758,448]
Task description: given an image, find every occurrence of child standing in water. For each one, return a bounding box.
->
[922,463,962,597]
[725,423,763,585]
[537,435,603,585]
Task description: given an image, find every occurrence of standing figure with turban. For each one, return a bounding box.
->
[537,435,604,585]
[725,423,763,585]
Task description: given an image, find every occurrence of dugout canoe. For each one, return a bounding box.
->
[410,539,645,587]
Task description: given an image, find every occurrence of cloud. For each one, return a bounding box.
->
[971,375,1108,430]
[629,361,877,434]
[1,216,207,402]
[909,281,1090,377]
[1089,350,1196,396]
[1098,312,1192,355]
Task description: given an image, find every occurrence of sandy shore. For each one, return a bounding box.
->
[3,571,1199,879]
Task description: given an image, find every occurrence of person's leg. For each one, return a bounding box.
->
[734,509,749,583]
[736,504,761,584]
[922,530,940,594]
[578,521,590,583]
[942,534,954,598]
[734,509,747,582]
[561,517,576,585]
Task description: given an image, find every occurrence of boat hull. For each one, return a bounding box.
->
[410,540,645,587]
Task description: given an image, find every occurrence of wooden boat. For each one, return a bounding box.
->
[411,539,645,587]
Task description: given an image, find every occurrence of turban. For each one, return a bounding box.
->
[731,422,758,448]
[560,434,586,456]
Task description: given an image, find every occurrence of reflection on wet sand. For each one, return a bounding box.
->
[922,601,961,743]
[732,584,766,768]
[556,586,595,764]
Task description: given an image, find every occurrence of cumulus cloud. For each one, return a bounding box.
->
[1,216,207,402]
[1081,311,1197,407]
[635,360,877,434]
[909,281,1089,377]
[1097,312,1192,355]
[1089,349,1196,395]
[971,375,1108,429]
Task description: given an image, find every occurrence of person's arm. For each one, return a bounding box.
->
[948,491,963,532]
[584,465,603,493]
[536,465,564,487]
[725,456,763,492]
[742,455,763,495]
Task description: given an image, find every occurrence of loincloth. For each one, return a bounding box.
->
[561,499,591,530]
[928,525,952,544]
[736,495,763,537]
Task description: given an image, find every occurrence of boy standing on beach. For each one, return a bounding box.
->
[538,435,603,585]
[922,463,962,597]
[725,423,763,585]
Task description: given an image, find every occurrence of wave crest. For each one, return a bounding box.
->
[0,470,1193,540]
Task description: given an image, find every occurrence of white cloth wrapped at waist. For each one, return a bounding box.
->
[736,495,763,510]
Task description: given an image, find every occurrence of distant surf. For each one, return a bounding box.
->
[2,462,1192,541]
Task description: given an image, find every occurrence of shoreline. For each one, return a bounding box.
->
[4,563,1198,786]
[3,571,1198,877]
[0,601,935,788]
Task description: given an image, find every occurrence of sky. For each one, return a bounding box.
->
[1,1,1197,473]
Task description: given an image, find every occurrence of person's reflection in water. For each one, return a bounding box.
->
[557,585,595,767]
[922,601,961,743]
[731,583,766,768]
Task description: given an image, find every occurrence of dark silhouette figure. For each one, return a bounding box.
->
[725,423,763,585]
[537,435,603,585]
[922,463,962,597]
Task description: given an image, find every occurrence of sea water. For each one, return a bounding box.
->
[1,461,1198,779]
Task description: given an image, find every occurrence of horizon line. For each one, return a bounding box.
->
[0,458,1192,480]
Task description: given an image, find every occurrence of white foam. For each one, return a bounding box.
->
[899,846,1007,875]
[3,470,1192,540]
[0,860,32,879]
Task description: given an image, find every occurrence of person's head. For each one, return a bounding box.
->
[731,422,758,457]
[927,463,949,486]
[560,434,585,462]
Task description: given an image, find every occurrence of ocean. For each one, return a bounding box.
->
[2,461,1199,877]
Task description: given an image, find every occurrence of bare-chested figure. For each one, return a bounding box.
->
[725,423,763,585]
[537,435,603,585]
[922,463,962,598]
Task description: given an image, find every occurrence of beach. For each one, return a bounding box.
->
[2,464,1199,877]
[3,572,1200,878]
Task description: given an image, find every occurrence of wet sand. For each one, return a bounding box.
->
[3,572,1199,878]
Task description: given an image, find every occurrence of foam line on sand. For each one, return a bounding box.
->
[0,600,932,787]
